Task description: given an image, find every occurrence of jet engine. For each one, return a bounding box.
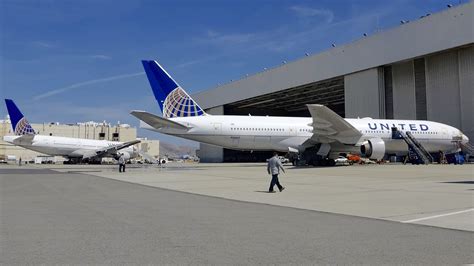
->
[360,138,385,160]
[116,151,131,161]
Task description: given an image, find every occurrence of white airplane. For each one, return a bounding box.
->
[131,60,469,165]
[3,99,140,163]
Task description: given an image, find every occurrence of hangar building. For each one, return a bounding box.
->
[193,2,473,163]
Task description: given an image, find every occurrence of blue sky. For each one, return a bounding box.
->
[0,0,464,146]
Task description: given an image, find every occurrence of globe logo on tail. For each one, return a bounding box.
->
[163,87,205,118]
[14,117,36,135]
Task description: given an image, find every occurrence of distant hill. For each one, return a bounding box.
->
[159,142,197,158]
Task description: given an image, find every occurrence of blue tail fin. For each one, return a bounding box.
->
[141,60,207,118]
[4,99,36,135]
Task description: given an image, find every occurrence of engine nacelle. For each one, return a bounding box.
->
[116,151,131,161]
[360,138,385,160]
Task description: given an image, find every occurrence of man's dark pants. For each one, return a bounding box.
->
[119,164,126,173]
[269,174,283,192]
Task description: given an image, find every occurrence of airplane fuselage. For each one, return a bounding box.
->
[143,115,467,158]
[3,135,137,159]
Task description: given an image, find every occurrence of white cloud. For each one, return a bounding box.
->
[201,30,255,45]
[206,29,219,37]
[32,41,55,48]
[33,72,145,101]
[179,5,391,69]
[90,54,112,60]
[290,6,334,23]
[174,59,204,69]
[213,32,255,44]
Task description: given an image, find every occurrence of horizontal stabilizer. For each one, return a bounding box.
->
[130,110,189,130]
[307,104,362,144]
[5,134,35,145]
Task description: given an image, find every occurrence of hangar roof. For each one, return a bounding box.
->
[193,2,473,110]
[225,77,344,117]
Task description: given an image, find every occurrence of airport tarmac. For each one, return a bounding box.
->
[46,162,474,231]
[1,165,472,264]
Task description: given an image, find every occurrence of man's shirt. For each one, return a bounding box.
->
[267,156,284,175]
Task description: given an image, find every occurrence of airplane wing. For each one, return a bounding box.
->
[78,140,141,159]
[130,110,189,130]
[306,104,362,144]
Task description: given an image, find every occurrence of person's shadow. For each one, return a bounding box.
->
[255,190,274,193]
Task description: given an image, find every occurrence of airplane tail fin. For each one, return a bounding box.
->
[4,99,36,135]
[141,60,207,118]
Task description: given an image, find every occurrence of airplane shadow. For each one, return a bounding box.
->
[287,165,346,170]
[441,181,474,184]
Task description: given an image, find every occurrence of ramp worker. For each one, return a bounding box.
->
[118,154,126,173]
[267,152,286,193]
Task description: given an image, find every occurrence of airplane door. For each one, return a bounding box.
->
[288,126,297,136]
[212,123,222,134]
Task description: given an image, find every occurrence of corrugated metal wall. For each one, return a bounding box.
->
[425,51,461,128]
[458,46,474,141]
[392,61,416,119]
[384,66,394,119]
[377,67,386,119]
[344,68,383,118]
[414,58,427,120]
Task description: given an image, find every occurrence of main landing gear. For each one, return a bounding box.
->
[289,151,336,167]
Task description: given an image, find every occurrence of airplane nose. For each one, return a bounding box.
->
[462,134,469,144]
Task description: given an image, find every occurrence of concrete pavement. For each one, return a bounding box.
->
[1,167,473,264]
[48,163,474,231]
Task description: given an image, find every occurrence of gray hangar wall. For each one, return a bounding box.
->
[193,2,473,163]
[344,68,385,119]
[345,45,473,139]
[426,47,473,140]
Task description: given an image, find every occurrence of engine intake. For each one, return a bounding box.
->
[360,138,385,160]
[116,151,131,161]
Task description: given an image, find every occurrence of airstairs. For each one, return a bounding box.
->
[392,127,433,164]
[460,142,474,155]
[404,132,434,164]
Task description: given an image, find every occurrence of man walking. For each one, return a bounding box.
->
[267,152,285,193]
[118,154,126,173]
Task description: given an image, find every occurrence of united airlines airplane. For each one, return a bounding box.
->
[131,60,469,164]
[3,99,140,163]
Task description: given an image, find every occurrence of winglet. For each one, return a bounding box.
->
[141,60,207,118]
[4,99,36,135]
